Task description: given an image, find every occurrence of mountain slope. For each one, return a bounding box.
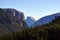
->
[33,13,60,27]
[25,16,35,27]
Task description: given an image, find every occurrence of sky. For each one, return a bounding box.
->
[0,0,60,20]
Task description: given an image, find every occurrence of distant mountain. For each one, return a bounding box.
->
[0,8,28,36]
[25,16,35,27]
[32,13,60,27]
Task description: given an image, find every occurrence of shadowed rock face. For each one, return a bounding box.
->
[4,8,25,21]
[0,8,28,35]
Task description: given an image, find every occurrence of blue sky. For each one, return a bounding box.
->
[0,0,60,20]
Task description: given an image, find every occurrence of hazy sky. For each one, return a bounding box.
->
[0,0,60,20]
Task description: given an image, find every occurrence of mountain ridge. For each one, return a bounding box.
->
[32,13,60,27]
